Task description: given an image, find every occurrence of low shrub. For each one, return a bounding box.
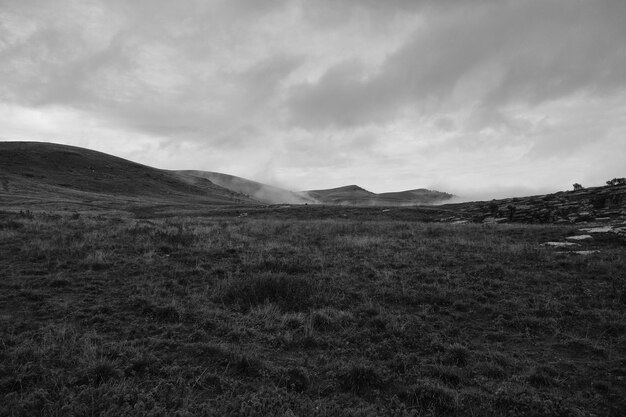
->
[401,380,457,415]
[232,354,264,377]
[442,343,470,367]
[427,364,464,387]
[338,364,382,395]
[219,273,314,312]
[276,367,310,392]
[527,365,559,387]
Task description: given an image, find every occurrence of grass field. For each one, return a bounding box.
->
[1,209,625,416]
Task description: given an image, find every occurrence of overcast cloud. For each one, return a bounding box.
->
[1,0,625,198]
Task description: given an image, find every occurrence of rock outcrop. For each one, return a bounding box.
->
[438,184,626,224]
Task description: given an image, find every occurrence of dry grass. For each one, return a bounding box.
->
[0,210,625,416]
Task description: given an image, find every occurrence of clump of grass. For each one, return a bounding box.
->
[249,302,283,330]
[475,362,507,379]
[527,365,559,387]
[76,360,121,385]
[19,290,45,302]
[427,364,465,387]
[231,354,264,377]
[213,385,325,417]
[245,258,312,274]
[218,273,315,312]
[49,277,71,288]
[442,343,470,367]
[338,364,382,395]
[124,353,156,377]
[276,367,310,393]
[310,307,352,331]
[156,225,196,247]
[83,249,110,270]
[281,312,306,330]
[129,296,181,323]
[187,328,208,342]
[401,380,458,415]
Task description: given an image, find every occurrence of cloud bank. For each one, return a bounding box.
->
[1,0,625,197]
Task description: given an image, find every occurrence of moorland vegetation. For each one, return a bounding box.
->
[1,209,625,416]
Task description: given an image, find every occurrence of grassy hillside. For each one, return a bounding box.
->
[1,209,624,416]
[0,142,257,209]
[0,142,454,208]
[304,185,378,205]
[176,170,316,205]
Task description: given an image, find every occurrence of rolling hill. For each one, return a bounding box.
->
[0,142,257,209]
[0,141,454,209]
[176,171,317,205]
[304,185,453,205]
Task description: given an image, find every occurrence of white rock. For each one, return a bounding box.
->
[541,242,579,247]
[566,235,593,241]
[555,250,600,255]
[579,226,614,233]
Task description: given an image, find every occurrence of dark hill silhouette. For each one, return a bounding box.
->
[0,141,453,210]
[0,142,256,208]
[304,185,376,205]
[304,185,453,205]
[376,189,454,205]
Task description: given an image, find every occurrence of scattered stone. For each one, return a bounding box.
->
[483,217,507,224]
[579,226,614,233]
[555,250,600,255]
[566,235,593,241]
[451,220,468,224]
[542,242,579,247]
[573,250,600,255]
[439,183,625,225]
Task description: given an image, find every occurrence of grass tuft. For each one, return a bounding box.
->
[401,380,457,415]
[218,273,314,312]
[338,364,382,395]
[232,354,264,377]
[442,343,470,367]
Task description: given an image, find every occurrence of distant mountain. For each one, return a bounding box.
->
[304,185,376,205]
[176,171,317,205]
[304,185,453,206]
[0,142,257,208]
[0,141,454,209]
[376,189,454,205]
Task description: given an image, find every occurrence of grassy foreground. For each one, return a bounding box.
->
[1,210,625,416]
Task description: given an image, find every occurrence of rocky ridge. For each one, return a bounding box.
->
[438,184,626,225]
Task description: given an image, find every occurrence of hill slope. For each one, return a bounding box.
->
[437,183,626,224]
[304,185,453,205]
[0,142,256,208]
[176,171,317,205]
[0,141,454,210]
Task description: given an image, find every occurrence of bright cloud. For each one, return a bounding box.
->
[1,0,625,197]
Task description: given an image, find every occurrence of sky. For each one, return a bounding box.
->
[1,0,625,199]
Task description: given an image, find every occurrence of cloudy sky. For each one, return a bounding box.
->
[1,0,625,198]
